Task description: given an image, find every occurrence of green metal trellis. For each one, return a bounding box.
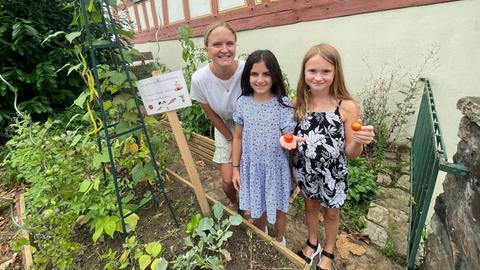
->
[78,0,178,237]
[407,78,469,269]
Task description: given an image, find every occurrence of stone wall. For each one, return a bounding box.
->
[423,97,480,270]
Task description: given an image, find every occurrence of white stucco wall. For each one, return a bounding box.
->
[135,0,479,221]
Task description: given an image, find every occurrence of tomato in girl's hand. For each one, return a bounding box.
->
[351,122,362,131]
[284,133,294,143]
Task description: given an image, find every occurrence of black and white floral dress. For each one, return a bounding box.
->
[293,102,348,208]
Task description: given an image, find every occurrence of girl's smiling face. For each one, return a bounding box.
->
[249,61,273,97]
[205,26,237,69]
[304,55,335,93]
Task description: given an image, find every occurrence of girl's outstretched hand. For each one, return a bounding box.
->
[351,124,375,144]
[232,168,241,191]
[279,134,305,150]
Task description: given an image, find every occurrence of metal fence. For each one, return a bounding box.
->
[407,78,469,269]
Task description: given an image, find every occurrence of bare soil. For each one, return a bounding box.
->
[75,176,296,270]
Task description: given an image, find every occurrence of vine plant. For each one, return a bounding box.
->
[3,1,174,268]
[177,25,212,138]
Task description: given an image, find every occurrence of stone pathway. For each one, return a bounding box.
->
[168,150,411,270]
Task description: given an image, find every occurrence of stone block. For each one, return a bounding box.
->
[457,96,480,127]
[363,220,387,247]
[366,202,388,227]
[376,187,410,214]
[376,173,392,185]
[424,214,454,270]
[396,174,410,190]
[458,116,480,152]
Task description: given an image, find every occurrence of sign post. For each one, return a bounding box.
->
[137,70,211,217]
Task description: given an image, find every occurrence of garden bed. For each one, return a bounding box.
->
[75,177,296,270]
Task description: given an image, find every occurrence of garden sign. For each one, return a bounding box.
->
[137,70,191,114]
[137,70,211,217]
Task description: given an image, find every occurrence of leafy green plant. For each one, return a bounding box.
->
[173,202,243,270]
[0,0,85,143]
[347,165,379,205]
[177,24,211,138]
[177,25,208,88]
[102,236,168,270]
[341,157,381,232]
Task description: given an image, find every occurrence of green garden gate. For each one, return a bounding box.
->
[407,78,469,269]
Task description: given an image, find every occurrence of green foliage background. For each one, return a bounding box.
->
[0,0,82,142]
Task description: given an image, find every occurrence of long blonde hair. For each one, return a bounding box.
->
[294,43,352,121]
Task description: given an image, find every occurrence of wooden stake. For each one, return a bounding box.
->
[16,192,33,269]
[166,111,211,217]
[151,70,211,217]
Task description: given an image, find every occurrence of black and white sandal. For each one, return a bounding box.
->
[296,240,321,265]
[316,249,335,270]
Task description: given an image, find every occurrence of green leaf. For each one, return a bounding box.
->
[73,91,88,108]
[41,31,65,44]
[93,177,100,191]
[123,111,138,123]
[109,71,127,86]
[132,163,145,183]
[144,116,158,126]
[124,210,139,232]
[197,217,213,231]
[138,255,151,270]
[229,215,243,226]
[24,24,39,38]
[220,231,233,244]
[67,63,82,75]
[71,134,82,147]
[104,217,117,238]
[186,213,202,235]
[65,31,81,43]
[92,150,110,168]
[151,258,168,270]
[213,202,223,220]
[103,100,112,111]
[79,180,92,193]
[145,242,162,257]
[93,218,105,242]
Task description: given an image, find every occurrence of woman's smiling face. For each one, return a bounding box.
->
[205,26,237,69]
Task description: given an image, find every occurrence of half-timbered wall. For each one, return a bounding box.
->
[118,0,453,44]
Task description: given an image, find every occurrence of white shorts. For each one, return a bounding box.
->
[212,122,235,164]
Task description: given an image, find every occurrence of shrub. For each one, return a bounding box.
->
[360,47,439,161]
[0,0,84,142]
[341,157,380,232]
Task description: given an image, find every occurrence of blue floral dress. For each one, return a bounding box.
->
[293,101,349,208]
[233,95,296,224]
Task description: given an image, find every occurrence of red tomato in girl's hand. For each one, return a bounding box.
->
[284,133,294,143]
[351,122,362,131]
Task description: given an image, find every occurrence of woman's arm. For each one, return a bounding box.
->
[341,100,375,159]
[199,103,233,141]
[231,124,243,191]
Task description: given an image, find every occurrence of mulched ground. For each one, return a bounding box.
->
[0,185,24,270]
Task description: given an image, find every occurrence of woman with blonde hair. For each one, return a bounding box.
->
[190,21,245,211]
